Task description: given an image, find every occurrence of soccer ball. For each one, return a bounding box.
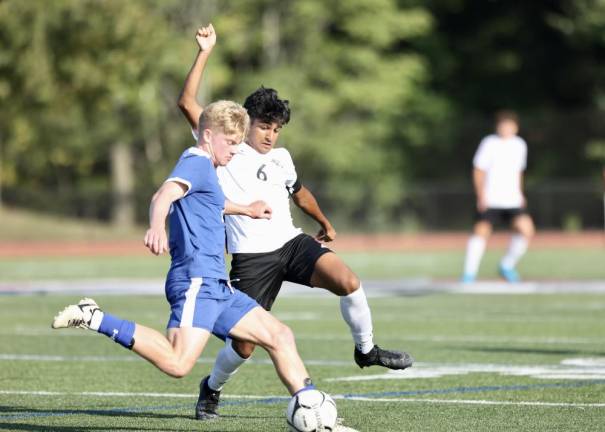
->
[286,389,338,432]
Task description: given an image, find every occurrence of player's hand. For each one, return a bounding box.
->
[315,224,336,242]
[144,227,169,255]
[521,194,527,208]
[195,23,216,52]
[248,200,272,219]
[476,196,488,213]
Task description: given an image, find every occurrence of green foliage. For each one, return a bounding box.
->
[0,0,192,205]
[0,0,602,227]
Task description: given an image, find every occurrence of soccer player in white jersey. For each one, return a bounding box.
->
[51,100,326,408]
[462,111,535,283]
[178,25,413,420]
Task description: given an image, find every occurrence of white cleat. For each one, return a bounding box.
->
[51,298,100,329]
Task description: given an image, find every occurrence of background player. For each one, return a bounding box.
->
[178,24,413,420]
[52,100,320,400]
[462,110,535,283]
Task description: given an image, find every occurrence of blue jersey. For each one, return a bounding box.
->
[165,147,227,280]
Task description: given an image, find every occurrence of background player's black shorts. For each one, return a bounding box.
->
[475,207,529,226]
[229,234,332,310]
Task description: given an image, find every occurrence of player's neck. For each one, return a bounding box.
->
[197,143,218,166]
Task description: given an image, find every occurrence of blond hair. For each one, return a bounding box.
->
[198,100,249,143]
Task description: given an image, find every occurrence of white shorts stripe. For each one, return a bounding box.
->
[180,277,202,327]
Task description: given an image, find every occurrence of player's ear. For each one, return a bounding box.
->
[202,128,213,144]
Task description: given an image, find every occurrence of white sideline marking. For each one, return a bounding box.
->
[294,334,605,345]
[1,390,603,409]
[327,358,605,382]
[0,390,276,399]
[4,354,605,378]
[7,328,605,346]
[343,397,605,408]
[0,353,350,366]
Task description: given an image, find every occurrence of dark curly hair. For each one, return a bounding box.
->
[243,86,291,126]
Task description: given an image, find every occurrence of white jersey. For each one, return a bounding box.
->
[473,134,527,208]
[217,143,302,253]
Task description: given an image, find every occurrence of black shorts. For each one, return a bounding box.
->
[475,207,528,226]
[229,234,332,310]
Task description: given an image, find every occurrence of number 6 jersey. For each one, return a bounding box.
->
[217,142,302,253]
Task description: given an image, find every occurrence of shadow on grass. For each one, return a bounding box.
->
[0,405,283,432]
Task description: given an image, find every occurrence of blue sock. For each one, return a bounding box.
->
[97,313,136,349]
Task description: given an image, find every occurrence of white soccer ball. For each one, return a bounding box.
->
[286,389,338,432]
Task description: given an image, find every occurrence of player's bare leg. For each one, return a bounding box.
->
[134,326,210,378]
[52,298,211,378]
[500,214,535,282]
[311,253,414,370]
[195,307,313,420]
[229,307,310,394]
[462,221,492,282]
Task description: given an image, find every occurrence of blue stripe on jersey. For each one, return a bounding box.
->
[166,148,227,280]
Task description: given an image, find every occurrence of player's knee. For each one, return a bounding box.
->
[163,358,194,379]
[524,221,536,238]
[474,223,491,238]
[342,273,360,295]
[233,340,256,359]
[276,324,296,349]
[516,217,535,238]
[267,323,295,351]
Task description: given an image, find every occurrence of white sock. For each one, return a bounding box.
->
[340,285,374,354]
[208,338,248,391]
[500,234,528,269]
[463,235,486,276]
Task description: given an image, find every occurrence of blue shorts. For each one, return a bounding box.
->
[165,277,259,340]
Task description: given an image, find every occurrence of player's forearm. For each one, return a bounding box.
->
[177,49,210,130]
[148,194,172,230]
[293,188,330,227]
[224,200,253,217]
[148,185,184,229]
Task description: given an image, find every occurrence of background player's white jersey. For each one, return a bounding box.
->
[217,143,302,253]
[473,134,527,208]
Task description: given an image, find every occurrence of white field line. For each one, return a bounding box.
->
[0,390,603,409]
[6,328,605,346]
[5,353,605,381]
[342,397,605,408]
[0,390,276,399]
[0,353,350,366]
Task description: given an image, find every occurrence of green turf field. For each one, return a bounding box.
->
[1,293,604,431]
[2,248,604,281]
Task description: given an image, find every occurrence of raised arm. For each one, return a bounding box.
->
[177,24,216,131]
[292,186,336,242]
[143,182,187,255]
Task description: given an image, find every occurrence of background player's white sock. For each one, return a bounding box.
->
[208,338,248,391]
[500,234,528,269]
[463,235,486,276]
[340,285,374,354]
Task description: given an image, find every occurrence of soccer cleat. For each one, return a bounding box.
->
[51,298,100,329]
[354,345,414,370]
[195,376,220,420]
[499,264,520,283]
[461,273,476,283]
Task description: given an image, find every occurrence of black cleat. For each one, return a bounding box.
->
[195,376,221,420]
[354,345,414,370]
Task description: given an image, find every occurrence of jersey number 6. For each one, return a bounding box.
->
[256,164,268,181]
